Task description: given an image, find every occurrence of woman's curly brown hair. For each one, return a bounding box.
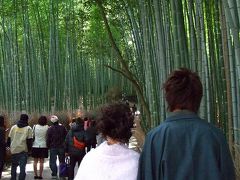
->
[96,102,134,144]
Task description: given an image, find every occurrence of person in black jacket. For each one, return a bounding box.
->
[47,115,67,179]
[86,120,97,152]
[65,117,89,180]
[0,115,6,179]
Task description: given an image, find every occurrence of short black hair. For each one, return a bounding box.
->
[75,117,84,125]
[71,118,76,123]
[20,114,29,121]
[38,116,47,126]
[96,102,134,143]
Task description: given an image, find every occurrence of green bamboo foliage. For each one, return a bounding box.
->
[0,0,134,116]
[0,0,239,159]
[124,0,240,146]
[222,0,240,146]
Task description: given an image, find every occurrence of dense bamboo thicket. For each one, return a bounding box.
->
[118,0,240,144]
[118,0,239,174]
[0,0,134,118]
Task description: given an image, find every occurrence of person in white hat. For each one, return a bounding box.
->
[47,115,67,179]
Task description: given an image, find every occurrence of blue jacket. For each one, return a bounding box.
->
[137,110,235,180]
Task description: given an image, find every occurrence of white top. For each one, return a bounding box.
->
[32,124,49,148]
[8,125,33,154]
[74,141,140,180]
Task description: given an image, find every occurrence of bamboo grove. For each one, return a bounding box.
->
[0,0,240,160]
[120,0,240,171]
[122,0,240,147]
[0,0,135,117]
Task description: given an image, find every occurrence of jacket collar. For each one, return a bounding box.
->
[166,110,199,122]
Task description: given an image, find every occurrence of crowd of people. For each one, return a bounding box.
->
[0,112,99,180]
[0,68,236,180]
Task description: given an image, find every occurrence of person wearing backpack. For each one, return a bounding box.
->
[65,117,89,180]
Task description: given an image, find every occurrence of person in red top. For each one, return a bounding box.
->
[65,117,89,180]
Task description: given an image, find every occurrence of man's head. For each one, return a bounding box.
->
[163,68,203,113]
[75,117,84,126]
[20,114,29,123]
[50,115,59,124]
[17,114,29,128]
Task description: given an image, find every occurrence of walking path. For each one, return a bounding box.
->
[2,158,53,180]
[2,135,141,180]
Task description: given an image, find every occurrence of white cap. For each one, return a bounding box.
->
[50,115,59,123]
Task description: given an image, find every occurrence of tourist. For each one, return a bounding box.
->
[65,117,89,180]
[47,115,67,179]
[74,102,140,180]
[69,118,77,129]
[96,133,105,146]
[32,116,49,179]
[85,119,97,152]
[137,68,235,180]
[7,114,33,180]
[131,104,137,115]
[83,117,90,130]
[0,115,6,179]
